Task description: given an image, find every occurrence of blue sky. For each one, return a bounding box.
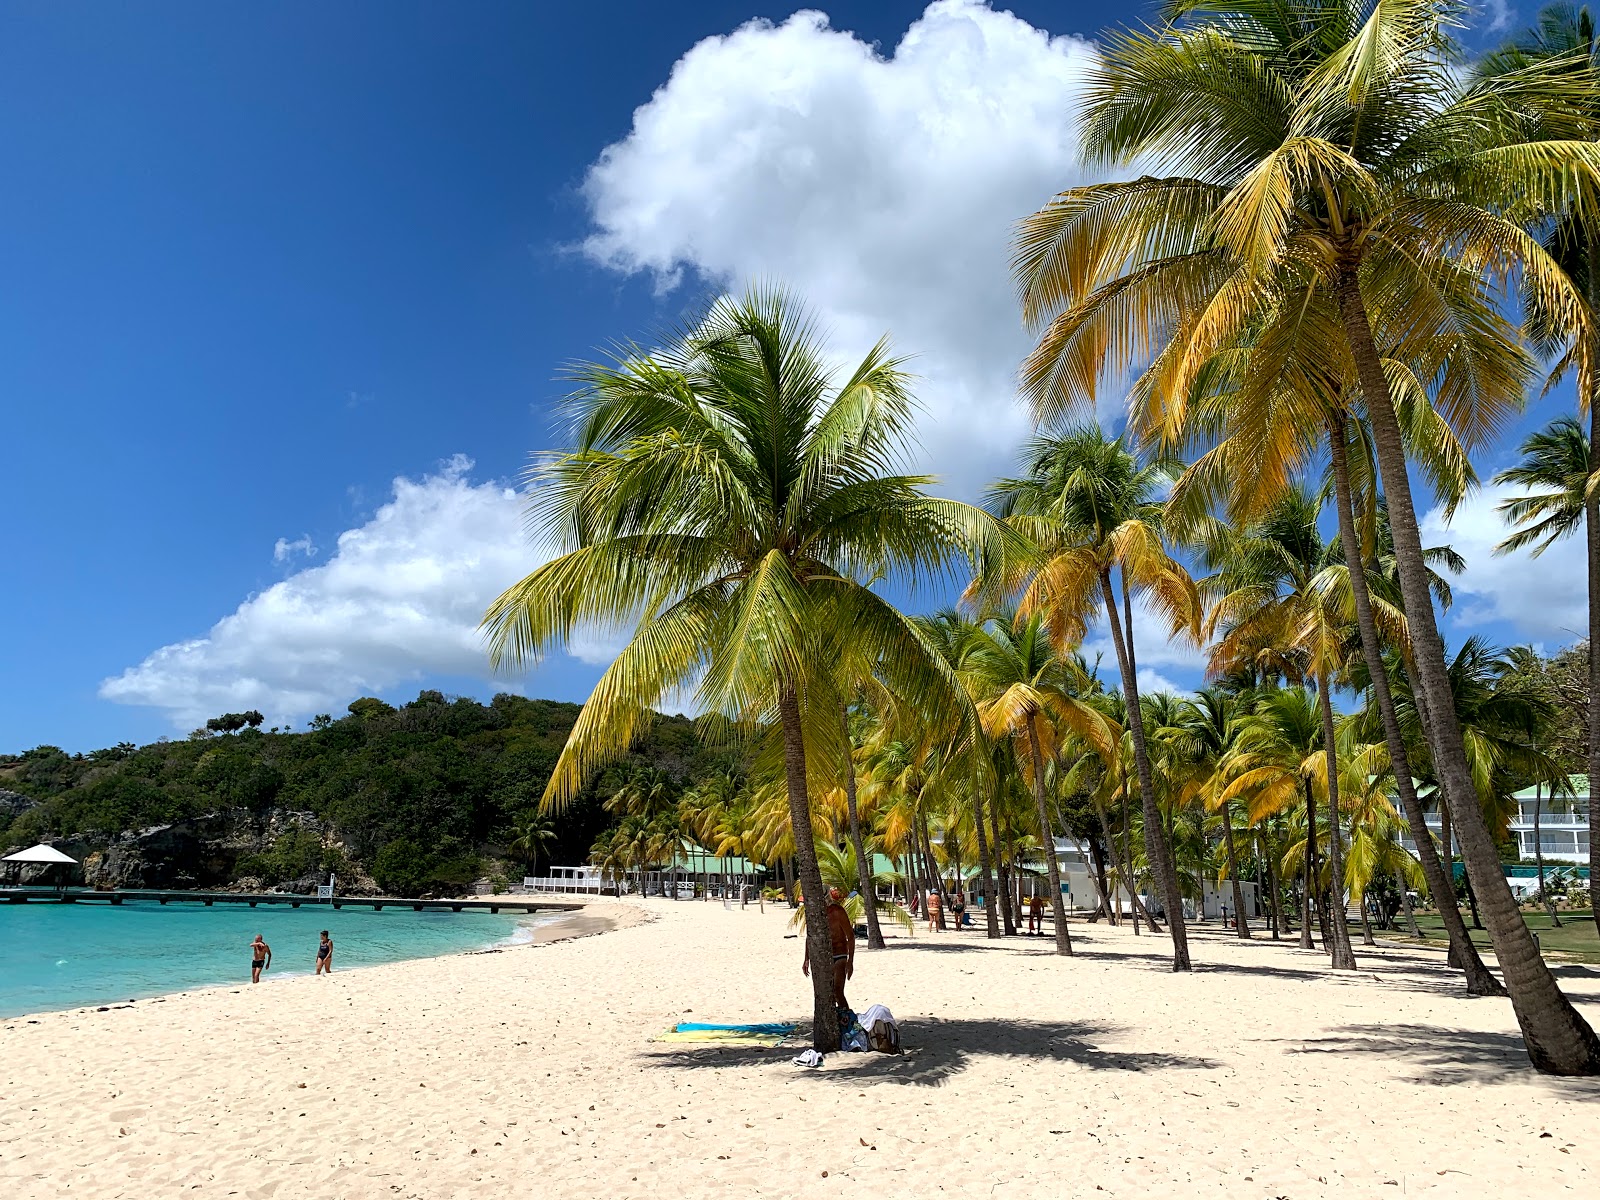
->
[0,1,1578,752]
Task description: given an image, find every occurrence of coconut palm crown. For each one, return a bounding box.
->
[482,286,1003,1051]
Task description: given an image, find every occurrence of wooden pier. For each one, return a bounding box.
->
[0,887,581,915]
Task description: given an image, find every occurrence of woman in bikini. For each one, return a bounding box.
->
[249,934,271,983]
[315,930,334,974]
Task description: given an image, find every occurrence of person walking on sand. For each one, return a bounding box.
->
[315,930,334,975]
[926,887,943,932]
[250,934,272,983]
[803,887,856,1010]
[1027,893,1044,936]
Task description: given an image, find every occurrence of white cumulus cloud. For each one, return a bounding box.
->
[581,0,1107,498]
[101,456,552,728]
[1422,482,1588,644]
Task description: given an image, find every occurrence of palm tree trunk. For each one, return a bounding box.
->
[1400,880,1422,937]
[919,813,948,929]
[1100,570,1189,969]
[1027,720,1073,955]
[1327,410,1504,992]
[972,778,1001,939]
[1533,781,1563,928]
[841,718,884,950]
[1359,887,1377,946]
[1089,814,1115,924]
[1220,802,1250,938]
[1588,392,1600,938]
[990,796,1017,935]
[1261,829,1281,939]
[1094,805,1121,925]
[777,682,841,1054]
[1315,671,1358,969]
[1119,787,1141,934]
[1302,776,1318,950]
[1339,267,1600,1073]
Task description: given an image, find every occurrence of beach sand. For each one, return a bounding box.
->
[3,898,1598,1199]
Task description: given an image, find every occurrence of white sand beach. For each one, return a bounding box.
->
[3,900,1598,1199]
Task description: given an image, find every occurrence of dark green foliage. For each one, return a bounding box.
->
[0,692,727,891]
[236,829,348,886]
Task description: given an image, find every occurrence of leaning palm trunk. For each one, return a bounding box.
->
[1100,572,1189,968]
[779,685,842,1053]
[1339,271,1600,1073]
[1027,721,1073,954]
[842,733,884,950]
[1327,412,1503,992]
[1219,802,1250,938]
[1314,672,1357,970]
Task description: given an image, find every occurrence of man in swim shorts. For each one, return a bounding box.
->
[250,934,271,983]
[315,930,333,975]
[802,887,856,1009]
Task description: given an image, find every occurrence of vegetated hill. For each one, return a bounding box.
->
[0,690,727,895]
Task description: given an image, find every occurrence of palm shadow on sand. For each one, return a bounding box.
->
[1271,1022,1600,1093]
[638,1017,1222,1087]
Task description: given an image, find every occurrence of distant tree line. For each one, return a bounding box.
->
[0,691,731,896]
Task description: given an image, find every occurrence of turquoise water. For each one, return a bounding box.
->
[0,901,540,1018]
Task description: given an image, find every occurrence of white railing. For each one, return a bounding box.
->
[522,875,613,894]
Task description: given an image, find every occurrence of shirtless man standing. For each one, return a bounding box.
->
[250,934,271,983]
[802,887,856,1009]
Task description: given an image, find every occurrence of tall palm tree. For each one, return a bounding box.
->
[1486,5,1600,935]
[1016,0,1600,1073]
[984,427,1201,969]
[482,287,998,1051]
[1495,415,1600,933]
[960,610,1117,955]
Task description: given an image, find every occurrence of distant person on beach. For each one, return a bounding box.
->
[926,888,943,932]
[315,930,334,974]
[1027,893,1044,935]
[802,887,856,1009]
[250,934,271,983]
[949,887,965,929]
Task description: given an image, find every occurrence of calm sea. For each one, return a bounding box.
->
[0,900,542,1018]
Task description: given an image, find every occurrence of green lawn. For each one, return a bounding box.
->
[1381,910,1600,965]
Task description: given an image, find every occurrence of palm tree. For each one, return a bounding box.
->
[1017,0,1600,1073]
[482,287,997,1052]
[1168,686,1252,937]
[1486,5,1600,935]
[605,765,678,821]
[507,811,557,876]
[959,610,1116,955]
[984,427,1200,970]
[1202,487,1357,968]
[1495,415,1600,933]
[788,841,913,935]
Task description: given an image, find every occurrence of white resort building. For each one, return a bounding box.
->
[1397,776,1591,866]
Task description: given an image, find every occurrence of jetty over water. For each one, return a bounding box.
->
[0,887,582,915]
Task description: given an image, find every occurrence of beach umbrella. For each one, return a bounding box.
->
[2,843,78,888]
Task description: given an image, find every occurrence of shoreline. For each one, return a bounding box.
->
[0,897,623,1024]
[4,899,1599,1197]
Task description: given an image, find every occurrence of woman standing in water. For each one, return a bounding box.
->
[315,930,333,974]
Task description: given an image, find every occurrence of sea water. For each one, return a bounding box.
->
[0,900,542,1018]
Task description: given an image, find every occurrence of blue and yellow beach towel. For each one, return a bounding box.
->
[653,1021,795,1048]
